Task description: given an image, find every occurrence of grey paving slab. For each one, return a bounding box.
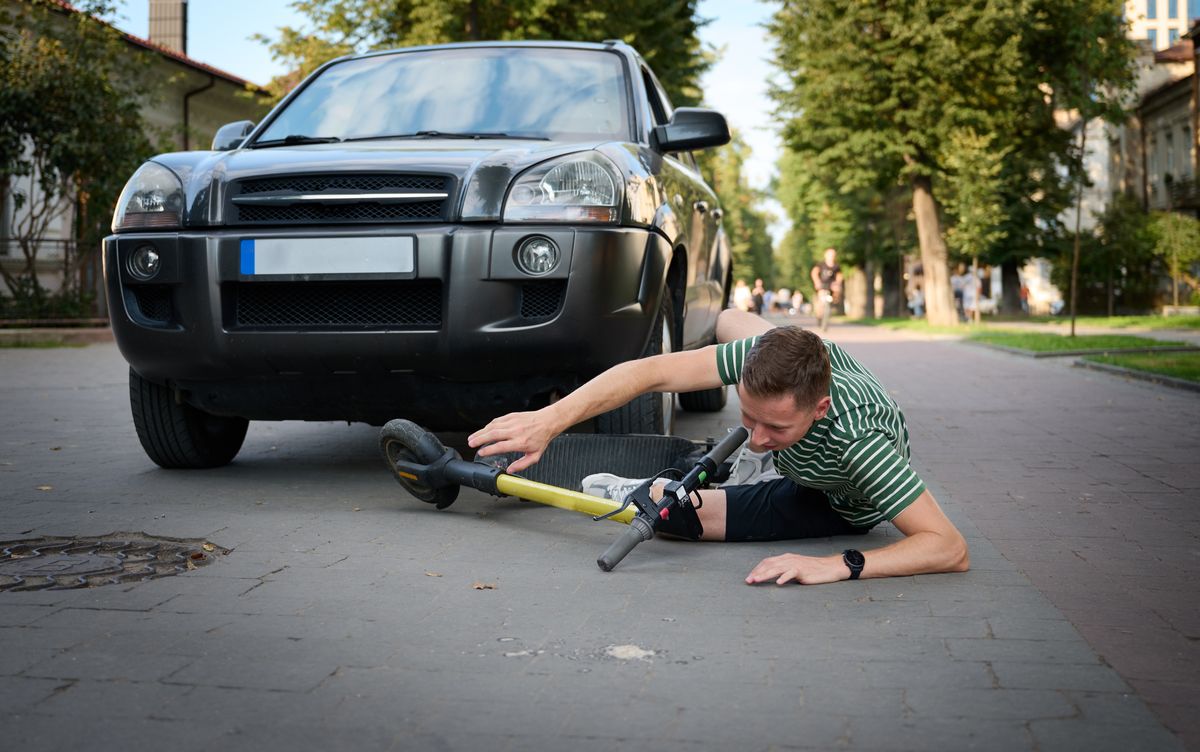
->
[0,327,1193,751]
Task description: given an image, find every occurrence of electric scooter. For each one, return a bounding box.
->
[379,420,749,571]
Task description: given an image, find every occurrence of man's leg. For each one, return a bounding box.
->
[710,478,870,541]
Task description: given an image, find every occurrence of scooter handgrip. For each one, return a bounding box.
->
[708,426,751,466]
[597,517,654,572]
[679,426,751,491]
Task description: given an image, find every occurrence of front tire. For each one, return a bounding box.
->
[679,383,727,412]
[129,369,248,469]
[595,293,676,435]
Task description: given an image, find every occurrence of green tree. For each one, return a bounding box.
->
[0,0,156,316]
[768,0,1135,326]
[696,131,774,286]
[1050,194,1160,314]
[1152,211,1200,308]
[774,147,854,296]
[259,0,712,106]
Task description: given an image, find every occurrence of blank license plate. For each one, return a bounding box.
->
[239,237,415,277]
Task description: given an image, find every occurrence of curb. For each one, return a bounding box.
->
[0,327,114,347]
[1073,358,1200,394]
[965,341,1200,358]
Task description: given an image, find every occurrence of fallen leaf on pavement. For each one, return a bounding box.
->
[35,485,52,491]
[424,571,442,577]
[202,543,215,552]
[472,582,497,590]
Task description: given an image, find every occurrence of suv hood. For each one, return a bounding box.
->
[152,138,611,224]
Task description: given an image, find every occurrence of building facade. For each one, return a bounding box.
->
[1125,0,1200,50]
[0,0,270,311]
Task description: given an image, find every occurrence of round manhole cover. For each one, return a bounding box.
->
[0,532,227,592]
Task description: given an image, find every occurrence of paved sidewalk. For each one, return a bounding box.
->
[0,322,1196,751]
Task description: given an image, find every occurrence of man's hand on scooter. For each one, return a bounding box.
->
[468,409,560,473]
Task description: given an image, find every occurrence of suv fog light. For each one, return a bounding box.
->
[516,236,559,276]
[128,245,161,280]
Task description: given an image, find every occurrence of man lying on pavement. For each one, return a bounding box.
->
[468,309,969,586]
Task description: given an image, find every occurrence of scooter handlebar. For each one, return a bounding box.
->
[596,426,750,572]
[678,426,750,491]
[597,517,655,572]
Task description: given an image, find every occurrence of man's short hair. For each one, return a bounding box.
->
[741,327,831,408]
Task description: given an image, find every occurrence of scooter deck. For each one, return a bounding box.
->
[481,433,708,491]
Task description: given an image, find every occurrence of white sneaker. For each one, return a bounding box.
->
[721,443,782,487]
[581,472,653,501]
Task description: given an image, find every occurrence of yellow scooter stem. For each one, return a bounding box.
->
[495,474,636,523]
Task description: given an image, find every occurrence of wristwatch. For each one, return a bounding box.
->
[842,549,865,580]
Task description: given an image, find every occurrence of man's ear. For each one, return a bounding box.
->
[814,395,832,421]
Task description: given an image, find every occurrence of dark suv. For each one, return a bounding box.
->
[105,41,732,468]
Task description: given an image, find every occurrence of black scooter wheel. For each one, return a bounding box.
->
[379,419,460,509]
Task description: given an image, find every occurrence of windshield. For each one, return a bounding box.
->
[257,47,632,144]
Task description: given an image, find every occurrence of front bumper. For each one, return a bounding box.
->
[104,224,671,427]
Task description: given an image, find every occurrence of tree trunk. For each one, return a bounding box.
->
[881,256,901,318]
[862,259,876,319]
[1069,121,1087,337]
[466,0,480,40]
[1000,259,1022,315]
[910,174,956,326]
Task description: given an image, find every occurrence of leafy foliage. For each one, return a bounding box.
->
[767,0,1136,324]
[696,131,774,287]
[258,0,713,106]
[0,0,156,315]
[1152,211,1200,306]
[1050,194,1161,314]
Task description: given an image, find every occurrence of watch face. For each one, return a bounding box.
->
[844,549,865,568]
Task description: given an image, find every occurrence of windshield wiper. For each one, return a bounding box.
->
[343,130,550,142]
[248,135,343,149]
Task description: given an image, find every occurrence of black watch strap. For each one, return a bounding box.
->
[842,549,865,580]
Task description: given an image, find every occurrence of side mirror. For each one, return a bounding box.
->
[652,108,730,153]
[212,120,256,151]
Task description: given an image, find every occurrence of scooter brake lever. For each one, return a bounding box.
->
[593,496,634,521]
[593,480,656,521]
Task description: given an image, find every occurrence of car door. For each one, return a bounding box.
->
[640,67,720,348]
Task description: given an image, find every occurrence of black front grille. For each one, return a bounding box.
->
[230,173,452,226]
[230,281,442,330]
[130,285,172,323]
[237,201,444,223]
[520,281,565,320]
[239,174,448,194]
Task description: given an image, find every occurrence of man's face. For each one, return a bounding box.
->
[824,249,837,266]
[737,386,831,452]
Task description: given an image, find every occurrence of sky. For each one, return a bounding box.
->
[106,1,785,198]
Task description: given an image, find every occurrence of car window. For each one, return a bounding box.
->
[641,68,672,126]
[259,48,632,143]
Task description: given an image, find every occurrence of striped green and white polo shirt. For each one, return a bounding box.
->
[716,335,926,527]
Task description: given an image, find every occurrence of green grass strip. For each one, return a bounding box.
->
[1024,314,1200,330]
[1083,351,1200,383]
[968,330,1188,352]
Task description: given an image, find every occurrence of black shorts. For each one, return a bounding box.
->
[722,478,873,542]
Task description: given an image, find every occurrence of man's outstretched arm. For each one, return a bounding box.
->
[468,346,723,472]
[745,490,970,585]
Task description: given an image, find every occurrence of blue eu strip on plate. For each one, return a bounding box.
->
[240,239,256,275]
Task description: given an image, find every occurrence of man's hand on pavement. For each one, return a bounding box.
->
[745,553,848,586]
[467,409,560,473]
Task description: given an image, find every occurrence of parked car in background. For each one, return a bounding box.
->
[105,40,732,468]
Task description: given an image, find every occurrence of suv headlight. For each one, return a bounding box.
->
[112,162,185,232]
[503,152,621,223]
